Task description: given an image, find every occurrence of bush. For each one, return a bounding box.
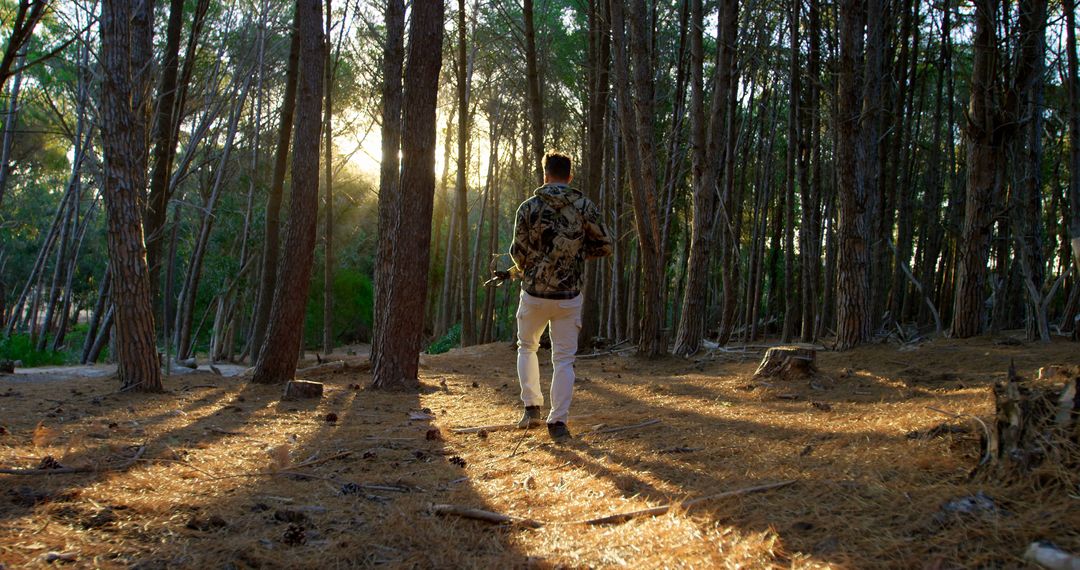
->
[0,334,69,367]
[426,323,461,355]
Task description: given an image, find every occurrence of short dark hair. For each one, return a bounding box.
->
[543,152,572,179]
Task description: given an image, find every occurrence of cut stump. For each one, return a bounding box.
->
[283,380,324,400]
[0,360,13,374]
[753,346,817,380]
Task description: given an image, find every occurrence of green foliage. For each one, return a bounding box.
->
[304,268,374,348]
[426,323,462,355]
[0,334,67,367]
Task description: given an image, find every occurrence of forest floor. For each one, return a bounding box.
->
[0,334,1077,568]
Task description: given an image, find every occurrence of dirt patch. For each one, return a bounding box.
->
[0,336,1077,568]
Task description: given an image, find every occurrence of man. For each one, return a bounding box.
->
[510,152,612,443]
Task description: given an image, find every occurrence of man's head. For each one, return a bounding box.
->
[543,152,573,184]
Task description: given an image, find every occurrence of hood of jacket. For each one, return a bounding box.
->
[534,184,582,210]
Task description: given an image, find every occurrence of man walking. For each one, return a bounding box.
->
[510,152,612,443]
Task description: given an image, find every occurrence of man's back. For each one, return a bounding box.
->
[511,184,612,297]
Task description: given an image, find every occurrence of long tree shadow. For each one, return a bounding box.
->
[0,367,534,568]
[422,343,1057,567]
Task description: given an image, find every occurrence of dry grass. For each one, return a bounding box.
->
[1,335,1078,568]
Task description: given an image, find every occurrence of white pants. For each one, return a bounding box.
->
[516,291,582,424]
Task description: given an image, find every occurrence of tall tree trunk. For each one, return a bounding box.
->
[456,0,476,346]
[835,0,872,350]
[322,0,336,355]
[610,0,666,357]
[952,0,1001,338]
[674,0,736,355]
[251,9,301,358]
[781,0,800,342]
[99,0,160,391]
[580,0,610,349]
[799,0,822,341]
[251,0,325,385]
[145,0,210,311]
[524,0,544,184]
[372,0,405,364]
[371,0,444,389]
[1063,0,1080,274]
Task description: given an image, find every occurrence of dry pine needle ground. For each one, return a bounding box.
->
[1,335,1078,568]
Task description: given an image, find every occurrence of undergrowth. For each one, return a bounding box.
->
[427,323,461,354]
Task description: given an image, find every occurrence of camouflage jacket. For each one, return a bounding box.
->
[510,184,613,297]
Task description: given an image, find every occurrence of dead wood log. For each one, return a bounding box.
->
[753,346,817,380]
[577,480,797,525]
[980,365,1079,475]
[283,380,324,400]
[430,504,543,528]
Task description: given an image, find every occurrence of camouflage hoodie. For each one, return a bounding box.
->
[510,184,613,297]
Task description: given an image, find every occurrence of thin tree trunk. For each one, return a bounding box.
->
[251,7,301,360]
[456,0,476,346]
[145,0,211,308]
[174,75,252,359]
[524,0,545,184]
[1064,0,1080,271]
[781,0,799,343]
[322,0,336,355]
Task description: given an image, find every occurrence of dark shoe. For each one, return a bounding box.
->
[517,406,544,429]
[547,421,572,443]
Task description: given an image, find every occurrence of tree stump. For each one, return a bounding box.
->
[753,346,817,380]
[283,380,324,400]
[980,365,1079,476]
[0,360,13,374]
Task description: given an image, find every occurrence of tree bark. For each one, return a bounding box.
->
[251,7,302,361]
[372,0,405,364]
[456,0,476,347]
[371,0,444,390]
[1064,0,1080,267]
[322,0,336,355]
[952,0,1001,338]
[835,0,872,350]
[610,0,666,357]
[674,0,736,356]
[145,0,210,309]
[524,0,545,184]
[99,0,160,391]
[251,0,325,385]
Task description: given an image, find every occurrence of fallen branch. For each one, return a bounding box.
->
[576,480,796,525]
[291,450,353,469]
[586,419,661,436]
[430,480,797,529]
[577,347,636,359]
[430,504,543,528]
[0,445,147,476]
